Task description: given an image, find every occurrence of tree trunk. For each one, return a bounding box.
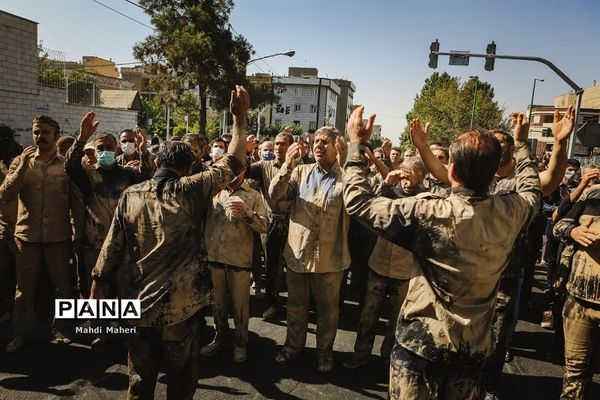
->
[199,87,207,136]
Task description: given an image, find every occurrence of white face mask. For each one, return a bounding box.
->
[121,142,136,156]
[211,147,224,158]
[565,170,575,180]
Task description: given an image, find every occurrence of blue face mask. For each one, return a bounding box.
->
[97,151,116,167]
[262,150,275,161]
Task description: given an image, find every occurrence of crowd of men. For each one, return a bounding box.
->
[0,83,598,400]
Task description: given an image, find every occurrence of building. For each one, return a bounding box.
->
[0,10,139,146]
[248,73,273,129]
[554,83,600,109]
[271,68,340,132]
[82,56,119,78]
[528,105,600,156]
[333,79,356,134]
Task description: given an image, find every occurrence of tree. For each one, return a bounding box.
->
[134,0,253,136]
[403,72,506,148]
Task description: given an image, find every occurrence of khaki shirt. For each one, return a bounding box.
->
[343,142,541,362]
[269,161,350,274]
[0,161,18,239]
[92,155,241,327]
[0,151,82,243]
[205,181,269,269]
[554,185,600,304]
[65,140,152,249]
[246,160,291,215]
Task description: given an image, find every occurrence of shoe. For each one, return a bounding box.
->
[541,310,554,330]
[343,355,369,370]
[200,340,225,357]
[317,357,334,373]
[5,336,26,353]
[91,337,106,354]
[262,304,282,320]
[505,349,514,363]
[233,346,247,363]
[275,348,299,365]
[53,331,72,345]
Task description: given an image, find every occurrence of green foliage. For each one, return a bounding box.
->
[135,0,253,135]
[404,72,506,147]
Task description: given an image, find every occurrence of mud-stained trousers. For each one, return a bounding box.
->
[352,270,408,361]
[265,216,288,307]
[283,269,344,362]
[127,317,199,400]
[389,343,483,400]
[0,238,16,317]
[561,295,600,400]
[209,263,252,348]
[482,277,520,392]
[12,238,72,335]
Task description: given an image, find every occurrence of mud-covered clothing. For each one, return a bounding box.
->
[554,185,600,304]
[0,151,83,243]
[422,174,450,197]
[246,159,291,215]
[205,182,269,269]
[343,142,541,362]
[65,140,153,249]
[92,155,241,328]
[269,161,350,274]
[0,161,17,239]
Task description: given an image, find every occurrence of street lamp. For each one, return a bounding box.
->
[469,76,479,130]
[528,78,545,124]
[248,51,295,64]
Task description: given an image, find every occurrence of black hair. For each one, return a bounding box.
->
[156,141,196,171]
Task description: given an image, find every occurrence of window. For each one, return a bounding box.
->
[294,87,300,95]
[293,120,301,126]
[275,87,287,94]
[542,114,554,124]
[294,104,301,112]
[312,88,318,96]
[309,121,317,131]
[310,104,317,113]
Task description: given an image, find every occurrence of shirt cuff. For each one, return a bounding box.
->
[346,143,368,165]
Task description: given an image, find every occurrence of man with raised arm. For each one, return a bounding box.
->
[89,85,249,400]
[342,106,541,399]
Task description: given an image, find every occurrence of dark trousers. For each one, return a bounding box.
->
[0,238,16,317]
[127,317,199,400]
[483,277,520,392]
[389,343,483,400]
[346,219,377,308]
[265,218,288,306]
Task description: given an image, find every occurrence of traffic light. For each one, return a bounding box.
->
[428,40,440,69]
[484,41,496,71]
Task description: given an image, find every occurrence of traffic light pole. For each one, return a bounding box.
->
[432,50,584,157]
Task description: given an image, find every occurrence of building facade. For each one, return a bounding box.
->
[333,79,356,134]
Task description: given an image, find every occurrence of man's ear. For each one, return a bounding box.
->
[448,162,461,185]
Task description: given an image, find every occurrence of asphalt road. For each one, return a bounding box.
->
[1,268,600,400]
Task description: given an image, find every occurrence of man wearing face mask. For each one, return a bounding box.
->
[208,138,226,165]
[259,141,275,161]
[65,112,153,302]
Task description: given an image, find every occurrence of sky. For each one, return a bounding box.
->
[2,0,599,143]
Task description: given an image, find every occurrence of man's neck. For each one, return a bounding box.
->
[318,159,335,173]
[38,148,57,163]
[495,163,513,178]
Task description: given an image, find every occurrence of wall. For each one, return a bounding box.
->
[0,11,138,146]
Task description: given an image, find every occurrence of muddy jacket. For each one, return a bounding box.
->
[205,181,269,269]
[0,161,17,240]
[269,161,350,273]
[554,185,600,304]
[65,140,153,249]
[92,155,241,327]
[343,142,541,362]
[0,151,83,243]
[246,159,291,215]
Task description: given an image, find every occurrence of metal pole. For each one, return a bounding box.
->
[567,92,583,158]
[470,79,478,130]
[528,79,537,125]
[166,105,171,140]
[257,105,268,140]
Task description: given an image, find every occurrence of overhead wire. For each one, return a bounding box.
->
[89,0,154,30]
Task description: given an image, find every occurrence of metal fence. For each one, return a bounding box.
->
[37,46,132,107]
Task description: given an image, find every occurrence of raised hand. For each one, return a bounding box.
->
[384,167,411,186]
[335,136,347,166]
[79,111,99,142]
[553,106,575,142]
[134,127,148,154]
[409,118,431,149]
[510,111,529,143]
[230,85,250,120]
[285,142,301,165]
[347,105,376,143]
[19,146,37,168]
[382,139,392,156]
